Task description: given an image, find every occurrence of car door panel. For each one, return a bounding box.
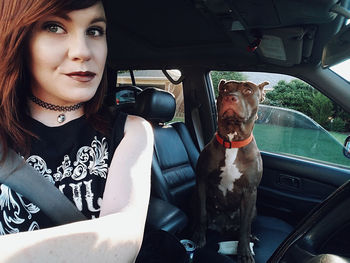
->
[258,151,350,226]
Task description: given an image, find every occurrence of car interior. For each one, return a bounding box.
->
[102,0,350,262]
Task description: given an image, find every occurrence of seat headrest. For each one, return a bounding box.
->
[135,88,176,123]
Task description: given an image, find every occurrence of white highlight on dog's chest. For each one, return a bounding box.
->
[218,133,242,196]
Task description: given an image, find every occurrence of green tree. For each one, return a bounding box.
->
[309,92,334,128]
[210,71,246,97]
[334,104,350,131]
[264,79,349,132]
[331,117,346,132]
[264,79,315,116]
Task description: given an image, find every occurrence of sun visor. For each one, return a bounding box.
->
[322,23,350,67]
[255,27,316,67]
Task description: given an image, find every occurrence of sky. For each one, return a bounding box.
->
[330,19,350,82]
[331,60,350,82]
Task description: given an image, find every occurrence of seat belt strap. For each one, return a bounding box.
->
[0,147,87,225]
[191,107,205,151]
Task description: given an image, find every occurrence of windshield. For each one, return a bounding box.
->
[330,19,350,81]
[331,59,350,82]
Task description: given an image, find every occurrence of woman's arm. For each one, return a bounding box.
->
[100,115,154,251]
[100,115,153,217]
[0,115,154,263]
[1,213,146,263]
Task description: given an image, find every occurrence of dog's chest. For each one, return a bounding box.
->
[218,148,242,196]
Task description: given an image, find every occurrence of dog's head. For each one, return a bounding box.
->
[217,79,269,136]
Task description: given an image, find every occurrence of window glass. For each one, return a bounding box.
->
[117,70,184,123]
[330,59,350,82]
[329,20,350,82]
[210,71,350,168]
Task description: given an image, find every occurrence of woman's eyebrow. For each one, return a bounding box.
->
[56,13,71,21]
[90,17,107,24]
[53,14,106,24]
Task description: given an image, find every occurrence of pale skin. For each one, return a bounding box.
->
[0,115,154,263]
[0,2,154,262]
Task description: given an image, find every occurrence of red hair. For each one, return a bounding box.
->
[0,0,107,160]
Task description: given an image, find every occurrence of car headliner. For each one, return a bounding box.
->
[102,0,350,112]
[103,0,349,69]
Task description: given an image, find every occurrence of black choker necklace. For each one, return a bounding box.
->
[30,96,83,123]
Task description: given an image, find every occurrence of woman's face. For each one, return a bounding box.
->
[28,2,107,106]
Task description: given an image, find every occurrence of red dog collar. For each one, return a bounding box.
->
[216,133,253,148]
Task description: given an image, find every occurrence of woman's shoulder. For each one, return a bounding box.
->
[108,109,153,148]
[110,109,151,134]
[124,115,153,144]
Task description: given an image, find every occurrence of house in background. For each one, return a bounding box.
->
[117,70,296,121]
[117,70,184,120]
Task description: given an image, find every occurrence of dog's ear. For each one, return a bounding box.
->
[258,81,269,102]
[218,79,227,92]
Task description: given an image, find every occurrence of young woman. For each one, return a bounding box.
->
[0,0,153,262]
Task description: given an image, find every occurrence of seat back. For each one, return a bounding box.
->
[135,88,199,214]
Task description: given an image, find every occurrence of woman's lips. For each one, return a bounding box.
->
[66,71,96,82]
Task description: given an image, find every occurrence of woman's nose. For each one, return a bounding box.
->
[68,35,92,62]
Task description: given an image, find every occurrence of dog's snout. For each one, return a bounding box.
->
[224,94,238,103]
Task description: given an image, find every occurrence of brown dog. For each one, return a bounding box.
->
[193,79,268,263]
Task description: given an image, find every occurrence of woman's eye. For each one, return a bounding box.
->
[87,27,105,37]
[44,23,65,34]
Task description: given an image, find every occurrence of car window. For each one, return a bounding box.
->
[329,19,350,81]
[117,70,184,123]
[331,59,350,82]
[210,71,350,168]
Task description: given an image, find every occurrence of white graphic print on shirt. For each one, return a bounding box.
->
[0,136,108,234]
[0,184,40,235]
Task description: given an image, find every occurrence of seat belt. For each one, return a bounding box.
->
[0,147,87,225]
[191,106,205,151]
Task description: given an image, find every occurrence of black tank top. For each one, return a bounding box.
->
[0,111,127,234]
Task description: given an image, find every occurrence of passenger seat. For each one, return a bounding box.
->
[135,87,198,217]
[135,87,294,262]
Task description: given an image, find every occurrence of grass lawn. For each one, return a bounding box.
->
[253,124,350,168]
[329,131,349,144]
[170,116,185,123]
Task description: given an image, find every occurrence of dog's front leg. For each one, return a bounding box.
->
[237,187,257,263]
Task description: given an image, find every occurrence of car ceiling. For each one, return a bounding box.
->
[103,0,349,72]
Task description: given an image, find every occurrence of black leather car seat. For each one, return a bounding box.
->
[135,87,294,262]
[135,87,198,217]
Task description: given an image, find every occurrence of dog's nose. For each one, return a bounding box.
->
[224,94,238,103]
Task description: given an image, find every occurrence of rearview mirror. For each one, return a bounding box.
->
[116,89,137,105]
[115,85,142,114]
[322,23,350,68]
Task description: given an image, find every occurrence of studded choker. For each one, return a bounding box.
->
[29,96,83,123]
